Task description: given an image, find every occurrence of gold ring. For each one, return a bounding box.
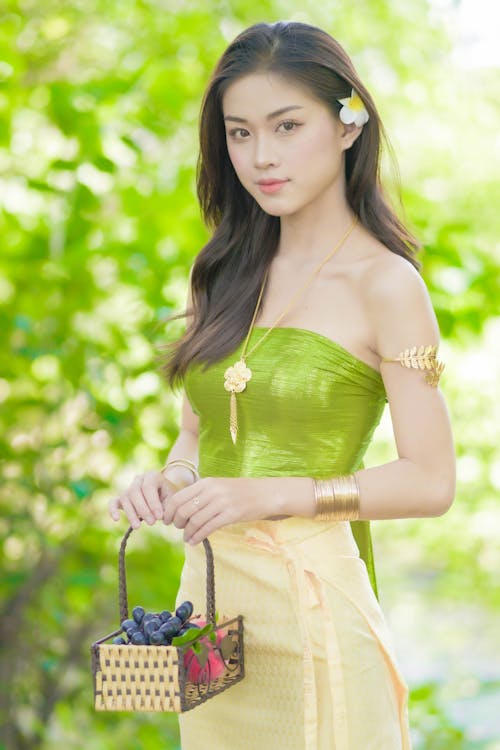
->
[193,497,200,506]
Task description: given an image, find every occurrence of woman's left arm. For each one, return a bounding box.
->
[354,257,456,519]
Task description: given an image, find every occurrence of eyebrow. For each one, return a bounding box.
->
[223,105,305,123]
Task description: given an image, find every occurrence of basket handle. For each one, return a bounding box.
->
[118,526,216,628]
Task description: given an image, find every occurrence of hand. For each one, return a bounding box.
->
[108,470,180,529]
[163,477,281,545]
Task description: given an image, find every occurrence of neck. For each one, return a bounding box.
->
[276,185,356,265]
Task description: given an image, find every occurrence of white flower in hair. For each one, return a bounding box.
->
[337,89,369,127]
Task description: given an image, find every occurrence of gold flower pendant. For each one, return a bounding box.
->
[223,358,252,444]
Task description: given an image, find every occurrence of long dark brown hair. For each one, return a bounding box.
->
[159,21,421,389]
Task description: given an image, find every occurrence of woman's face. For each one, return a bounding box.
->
[222,71,358,217]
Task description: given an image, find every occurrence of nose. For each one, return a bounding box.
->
[253,133,279,169]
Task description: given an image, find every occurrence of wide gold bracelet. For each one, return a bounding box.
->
[160,458,200,484]
[313,474,360,521]
[314,478,335,520]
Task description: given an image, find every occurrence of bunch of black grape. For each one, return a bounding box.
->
[112,601,199,646]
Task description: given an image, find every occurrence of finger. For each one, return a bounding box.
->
[141,475,164,520]
[172,500,193,530]
[183,502,213,542]
[127,484,156,525]
[171,486,208,529]
[119,495,142,530]
[126,477,157,524]
[186,512,226,546]
[163,487,191,525]
[108,496,121,521]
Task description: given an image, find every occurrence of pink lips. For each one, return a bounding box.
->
[257,179,288,194]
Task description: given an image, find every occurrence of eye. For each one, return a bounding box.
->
[277,120,301,133]
[227,127,250,140]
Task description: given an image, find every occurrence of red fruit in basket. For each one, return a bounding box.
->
[183,618,226,683]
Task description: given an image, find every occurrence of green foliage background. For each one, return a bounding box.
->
[1,1,499,748]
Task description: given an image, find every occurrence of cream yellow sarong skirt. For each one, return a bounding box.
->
[175,516,411,749]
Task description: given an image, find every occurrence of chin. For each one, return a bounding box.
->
[252,197,296,217]
[267,205,302,218]
[260,206,288,217]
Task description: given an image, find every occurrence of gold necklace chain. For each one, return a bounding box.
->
[223,216,358,444]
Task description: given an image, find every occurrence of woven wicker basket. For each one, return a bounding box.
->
[91,526,244,712]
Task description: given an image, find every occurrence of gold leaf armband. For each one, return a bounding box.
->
[381,344,445,387]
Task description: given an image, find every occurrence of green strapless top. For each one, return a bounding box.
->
[184,326,388,596]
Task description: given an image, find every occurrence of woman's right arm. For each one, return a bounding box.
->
[161,394,200,490]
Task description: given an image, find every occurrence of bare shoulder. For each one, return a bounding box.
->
[361,248,425,300]
[357,247,440,356]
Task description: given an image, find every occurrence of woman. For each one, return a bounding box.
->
[109,21,455,749]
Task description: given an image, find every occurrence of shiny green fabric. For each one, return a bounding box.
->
[184,326,388,598]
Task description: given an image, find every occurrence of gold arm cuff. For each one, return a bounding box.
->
[313,474,360,521]
[381,344,445,387]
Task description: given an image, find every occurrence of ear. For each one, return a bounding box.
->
[340,122,363,151]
